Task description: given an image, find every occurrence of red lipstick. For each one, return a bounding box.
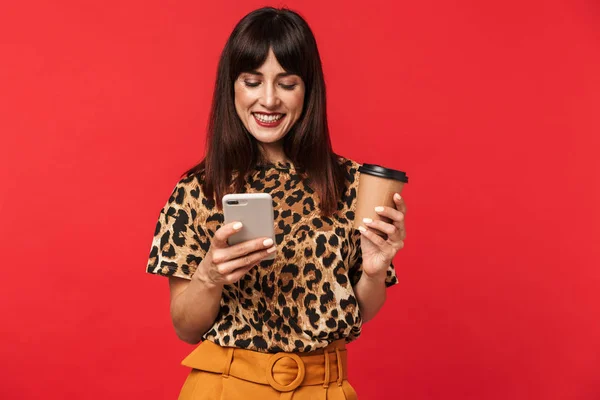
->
[253,113,285,128]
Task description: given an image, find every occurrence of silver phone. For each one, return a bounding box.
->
[222,193,276,260]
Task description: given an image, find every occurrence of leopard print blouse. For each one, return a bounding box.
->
[146,157,398,353]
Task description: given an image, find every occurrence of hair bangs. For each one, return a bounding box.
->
[230,14,309,82]
[268,19,309,80]
[230,30,270,79]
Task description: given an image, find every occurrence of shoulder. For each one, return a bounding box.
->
[166,169,210,208]
[336,156,361,182]
[336,155,360,169]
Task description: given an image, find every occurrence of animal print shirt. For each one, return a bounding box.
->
[146,157,398,353]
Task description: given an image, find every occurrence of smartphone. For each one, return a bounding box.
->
[222,193,276,260]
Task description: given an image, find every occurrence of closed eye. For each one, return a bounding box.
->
[279,83,297,90]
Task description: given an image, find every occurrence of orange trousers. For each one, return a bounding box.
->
[178,339,358,399]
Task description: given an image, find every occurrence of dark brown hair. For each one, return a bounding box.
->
[187,7,345,215]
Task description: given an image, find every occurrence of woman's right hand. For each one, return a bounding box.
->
[193,221,277,288]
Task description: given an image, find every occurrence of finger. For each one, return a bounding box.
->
[396,221,407,241]
[358,225,390,249]
[212,236,274,264]
[362,226,405,249]
[393,193,407,215]
[361,218,397,237]
[223,263,255,285]
[212,221,244,248]
[216,246,277,275]
[393,240,405,251]
[374,205,404,225]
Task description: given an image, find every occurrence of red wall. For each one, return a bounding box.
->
[1,1,599,399]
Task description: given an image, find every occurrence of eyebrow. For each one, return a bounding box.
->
[244,70,296,78]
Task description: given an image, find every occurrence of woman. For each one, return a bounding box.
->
[147,6,407,400]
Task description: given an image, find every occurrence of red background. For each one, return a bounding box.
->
[1,0,599,399]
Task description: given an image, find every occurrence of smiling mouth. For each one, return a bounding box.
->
[252,113,285,123]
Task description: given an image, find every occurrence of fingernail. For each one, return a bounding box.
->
[233,222,243,230]
[375,206,384,212]
[394,193,402,201]
[363,218,373,224]
[358,226,367,233]
[263,238,274,247]
[267,245,277,253]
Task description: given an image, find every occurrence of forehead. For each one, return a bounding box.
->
[250,49,287,74]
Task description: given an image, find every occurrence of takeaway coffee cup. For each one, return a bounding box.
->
[353,164,409,230]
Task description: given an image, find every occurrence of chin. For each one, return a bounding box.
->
[250,130,286,143]
[254,136,285,144]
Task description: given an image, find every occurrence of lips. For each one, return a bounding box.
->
[252,112,285,128]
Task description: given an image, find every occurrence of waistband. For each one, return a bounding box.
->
[181,339,348,392]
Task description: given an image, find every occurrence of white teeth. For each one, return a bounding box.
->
[254,113,284,123]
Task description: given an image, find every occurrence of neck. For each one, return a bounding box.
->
[258,141,289,163]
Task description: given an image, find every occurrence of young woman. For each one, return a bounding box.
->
[147,7,407,399]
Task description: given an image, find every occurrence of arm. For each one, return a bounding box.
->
[168,275,223,344]
[354,193,407,323]
[168,221,277,344]
[353,272,387,324]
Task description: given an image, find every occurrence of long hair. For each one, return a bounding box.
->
[187,7,345,215]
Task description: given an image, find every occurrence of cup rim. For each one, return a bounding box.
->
[358,164,409,183]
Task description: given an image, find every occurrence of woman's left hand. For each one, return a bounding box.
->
[358,193,407,280]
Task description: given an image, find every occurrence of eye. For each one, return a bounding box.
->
[279,83,297,90]
[244,80,261,88]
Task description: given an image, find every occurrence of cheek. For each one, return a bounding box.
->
[290,92,305,116]
[234,94,252,127]
[233,99,244,121]
[234,87,255,111]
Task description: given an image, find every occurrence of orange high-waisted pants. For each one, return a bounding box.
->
[178,339,358,399]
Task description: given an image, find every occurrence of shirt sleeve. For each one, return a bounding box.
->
[348,228,399,287]
[146,178,209,280]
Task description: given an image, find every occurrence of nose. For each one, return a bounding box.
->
[260,82,280,109]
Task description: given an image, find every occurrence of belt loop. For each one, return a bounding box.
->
[335,348,343,386]
[323,349,330,388]
[222,347,234,378]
